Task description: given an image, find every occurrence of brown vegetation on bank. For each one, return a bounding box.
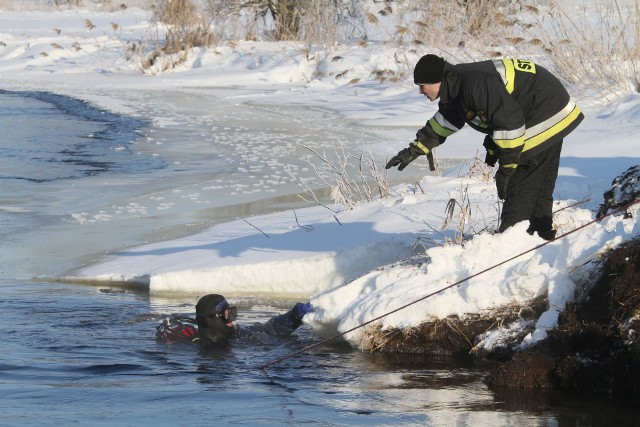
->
[487,238,640,397]
[361,297,548,358]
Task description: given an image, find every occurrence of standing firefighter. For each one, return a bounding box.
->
[386,54,584,240]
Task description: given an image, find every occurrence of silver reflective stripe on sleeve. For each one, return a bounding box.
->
[493,59,507,85]
[428,111,460,137]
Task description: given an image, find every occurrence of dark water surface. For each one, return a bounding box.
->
[2,281,639,426]
[1,90,639,426]
[0,89,163,182]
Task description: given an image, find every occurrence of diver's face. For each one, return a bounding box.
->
[223,307,238,323]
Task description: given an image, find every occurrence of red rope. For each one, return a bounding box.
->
[260,198,640,370]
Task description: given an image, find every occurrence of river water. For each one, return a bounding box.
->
[0,88,637,426]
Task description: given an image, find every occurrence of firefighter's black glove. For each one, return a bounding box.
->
[495,165,516,200]
[485,152,497,167]
[385,142,426,171]
[483,135,498,167]
[416,127,437,147]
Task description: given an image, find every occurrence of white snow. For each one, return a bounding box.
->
[1,2,639,350]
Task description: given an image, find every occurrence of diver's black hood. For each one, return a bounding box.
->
[195,294,235,343]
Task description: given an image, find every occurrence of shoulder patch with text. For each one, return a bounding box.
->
[514,59,536,74]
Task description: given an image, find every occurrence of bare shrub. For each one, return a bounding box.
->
[285,138,390,211]
[527,0,640,102]
[140,0,215,72]
[209,0,308,42]
[388,0,519,49]
[192,0,360,45]
[156,0,198,27]
[466,149,495,183]
[270,0,303,41]
[358,0,527,84]
[304,0,366,46]
[442,184,473,245]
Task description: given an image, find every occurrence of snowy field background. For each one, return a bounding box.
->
[1,0,639,350]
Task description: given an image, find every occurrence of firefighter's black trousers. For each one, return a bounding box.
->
[499,141,563,237]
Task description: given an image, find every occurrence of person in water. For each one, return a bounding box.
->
[155,293,314,344]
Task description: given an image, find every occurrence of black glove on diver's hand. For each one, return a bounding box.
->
[295,302,313,318]
[385,142,426,171]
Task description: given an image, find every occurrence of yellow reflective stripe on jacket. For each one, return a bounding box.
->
[494,135,524,151]
[493,125,525,150]
[501,163,517,169]
[493,59,515,94]
[504,60,515,94]
[493,59,536,94]
[428,111,458,137]
[523,101,582,150]
[412,140,431,154]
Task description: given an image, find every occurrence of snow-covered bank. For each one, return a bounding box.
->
[72,166,494,290]
[75,162,640,348]
[2,6,640,351]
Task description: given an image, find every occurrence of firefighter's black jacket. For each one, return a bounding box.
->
[420,59,584,168]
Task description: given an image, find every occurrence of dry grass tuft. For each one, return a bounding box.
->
[285,138,390,211]
[533,0,640,100]
[360,297,547,355]
[137,0,215,72]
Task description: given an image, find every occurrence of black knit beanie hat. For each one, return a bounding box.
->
[413,54,445,85]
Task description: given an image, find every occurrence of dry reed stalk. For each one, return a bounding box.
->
[285,137,390,211]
